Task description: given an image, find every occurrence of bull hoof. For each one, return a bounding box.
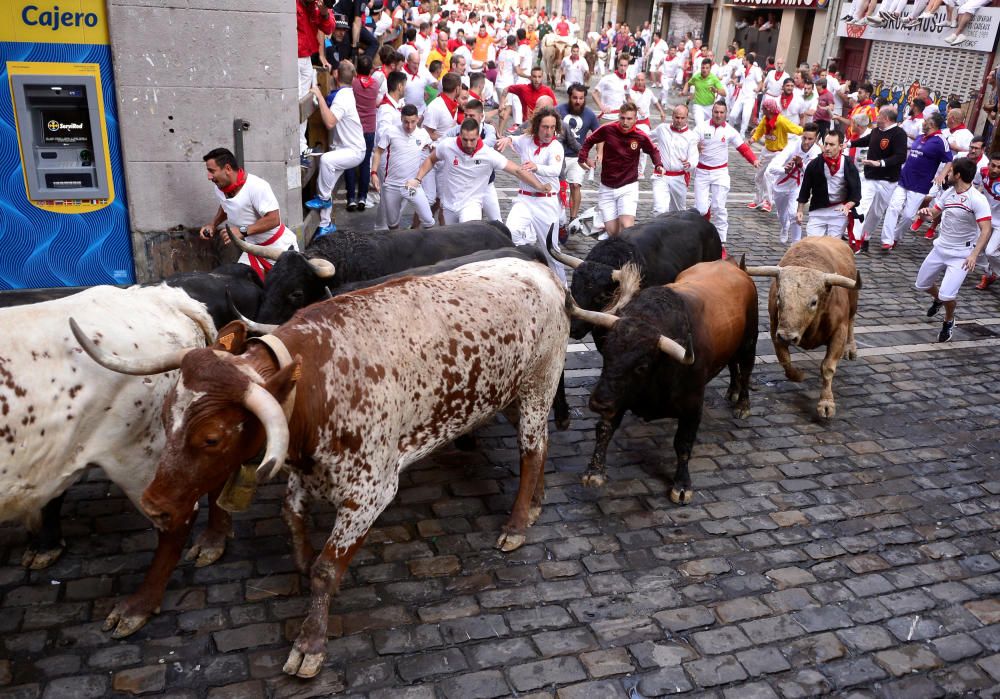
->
[733,402,751,420]
[21,545,64,570]
[103,600,156,639]
[495,531,525,552]
[185,528,231,568]
[527,505,542,526]
[725,389,739,403]
[283,646,326,678]
[817,400,837,419]
[847,347,857,361]
[784,367,805,382]
[669,487,693,505]
[581,472,606,488]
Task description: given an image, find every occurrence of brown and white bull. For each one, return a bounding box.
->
[747,237,862,419]
[0,285,232,636]
[72,258,569,679]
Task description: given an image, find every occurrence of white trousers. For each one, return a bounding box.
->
[651,174,688,214]
[693,167,730,242]
[772,187,802,243]
[506,197,566,284]
[882,186,925,245]
[806,206,848,238]
[730,97,755,135]
[692,103,713,127]
[755,149,780,204]
[483,184,502,221]
[982,223,1000,276]
[317,148,365,225]
[379,184,435,228]
[915,245,971,301]
[861,179,895,241]
[443,201,484,223]
[298,58,315,153]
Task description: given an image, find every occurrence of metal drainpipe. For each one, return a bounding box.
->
[233,118,251,169]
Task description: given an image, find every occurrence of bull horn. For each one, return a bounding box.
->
[308,258,337,278]
[547,226,584,269]
[70,318,192,375]
[244,382,290,480]
[564,292,619,329]
[228,226,284,261]
[226,292,279,335]
[744,265,782,278]
[657,333,695,365]
[823,273,857,289]
[321,286,334,299]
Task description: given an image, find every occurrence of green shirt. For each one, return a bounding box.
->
[688,73,724,106]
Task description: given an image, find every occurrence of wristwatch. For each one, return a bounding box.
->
[238,225,248,236]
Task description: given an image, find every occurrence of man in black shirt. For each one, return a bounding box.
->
[850,105,908,247]
[330,0,378,59]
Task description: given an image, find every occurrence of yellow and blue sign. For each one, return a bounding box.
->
[1,1,134,288]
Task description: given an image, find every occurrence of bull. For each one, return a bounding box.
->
[746,237,861,419]
[163,263,263,329]
[231,221,515,324]
[0,285,232,637]
[547,210,722,341]
[567,259,757,504]
[73,258,569,678]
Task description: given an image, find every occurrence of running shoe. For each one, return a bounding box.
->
[976,273,997,290]
[760,201,772,213]
[910,218,923,232]
[881,243,894,252]
[746,201,759,209]
[938,319,954,343]
[315,224,337,237]
[305,196,332,210]
[927,299,943,317]
[346,201,358,212]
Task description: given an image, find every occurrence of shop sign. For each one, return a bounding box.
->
[838,8,1000,52]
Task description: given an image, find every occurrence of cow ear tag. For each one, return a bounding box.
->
[217,333,236,351]
[217,463,258,513]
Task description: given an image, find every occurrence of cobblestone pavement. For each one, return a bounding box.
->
[3,120,1000,699]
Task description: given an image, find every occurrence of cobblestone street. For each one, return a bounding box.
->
[2,149,1000,699]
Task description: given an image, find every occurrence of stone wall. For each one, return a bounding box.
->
[107,0,301,282]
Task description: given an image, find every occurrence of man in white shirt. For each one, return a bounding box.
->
[767,122,822,244]
[914,157,995,342]
[946,108,973,157]
[659,48,683,103]
[496,35,520,93]
[500,106,568,283]
[777,78,806,123]
[516,28,534,85]
[198,147,297,280]
[560,44,589,91]
[402,51,431,114]
[592,54,631,121]
[730,53,763,135]
[649,105,699,213]
[306,62,367,236]
[762,57,788,98]
[406,118,552,223]
[972,145,1000,289]
[371,104,435,229]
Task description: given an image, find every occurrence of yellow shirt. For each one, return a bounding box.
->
[751,115,804,152]
[426,47,451,68]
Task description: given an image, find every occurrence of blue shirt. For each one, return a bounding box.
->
[899,132,953,194]
[557,104,599,158]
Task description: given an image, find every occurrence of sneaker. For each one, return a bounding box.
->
[779,229,788,244]
[305,196,332,210]
[356,201,366,211]
[976,273,997,290]
[840,13,854,21]
[902,16,920,27]
[760,201,772,213]
[952,32,966,42]
[881,243,894,252]
[924,228,935,239]
[938,318,955,343]
[910,218,923,232]
[918,11,934,19]
[927,298,943,317]
[747,201,759,209]
[314,224,337,237]
[866,15,886,25]
[346,201,358,212]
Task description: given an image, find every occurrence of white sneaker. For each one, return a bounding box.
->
[952,32,966,42]
[918,11,934,18]
[944,33,958,43]
[779,230,788,244]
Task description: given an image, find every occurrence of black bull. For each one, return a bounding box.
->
[548,210,722,341]
[232,221,516,325]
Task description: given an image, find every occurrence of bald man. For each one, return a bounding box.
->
[648,104,698,213]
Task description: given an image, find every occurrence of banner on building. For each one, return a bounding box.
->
[838,8,1000,52]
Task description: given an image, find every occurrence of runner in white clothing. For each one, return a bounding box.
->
[560,45,589,91]
[402,52,432,115]
[306,61,367,235]
[649,105,699,213]
[198,147,297,280]
[973,148,1000,289]
[630,72,666,177]
[591,55,631,121]
[501,107,568,283]
[767,123,822,244]
[371,105,435,228]
[762,59,789,98]
[729,53,763,135]
[914,157,994,342]
[693,101,760,257]
[406,118,552,223]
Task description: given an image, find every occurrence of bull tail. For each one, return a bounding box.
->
[181,304,218,346]
[854,270,863,290]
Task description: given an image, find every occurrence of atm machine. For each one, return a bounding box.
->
[1,4,135,289]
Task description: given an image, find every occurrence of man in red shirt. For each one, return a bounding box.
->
[499,66,557,133]
[556,16,570,36]
[296,0,334,157]
[579,102,664,236]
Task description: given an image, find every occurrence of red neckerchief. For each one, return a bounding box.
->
[954,123,967,131]
[457,136,484,155]
[469,89,482,101]
[780,93,793,112]
[910,110,923,119]
[419,31,428,39]
[532,136,550,155]
[358,75,376,89]
[824,155,841,176]
[406,41,418,49]
[440,92,461,120]
[518,40,530,46]
[924,130,942,140]
[380,96,400,109]
[858,98,873,108]
[774,70,784,81]
[632,85,645,93]
[744,64,751,76]
[670,125,688,133]
[404,63,420,77]
[764,113,779,131]
[381,66,391,77]
[615,70,627,80]
[220,169,247,197]
[569,55,579,62]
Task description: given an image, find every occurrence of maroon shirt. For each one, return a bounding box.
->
[352,75,380,133]
[579,123,662,189]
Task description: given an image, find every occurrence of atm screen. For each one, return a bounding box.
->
[41,109,92,145]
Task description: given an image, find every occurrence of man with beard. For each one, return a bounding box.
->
[557,83,600,221]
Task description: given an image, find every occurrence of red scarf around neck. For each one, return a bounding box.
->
[532,136,550,155]
[440,92,461,120]
[670,125,688,133]
[457,136,484,155]
[404,63,420,77]
[764,113,779,132]
[358,75,376,89]
[615,70,627,80]
[220,169,247,197]
[780,93,793,112]
[824,155,841,176]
